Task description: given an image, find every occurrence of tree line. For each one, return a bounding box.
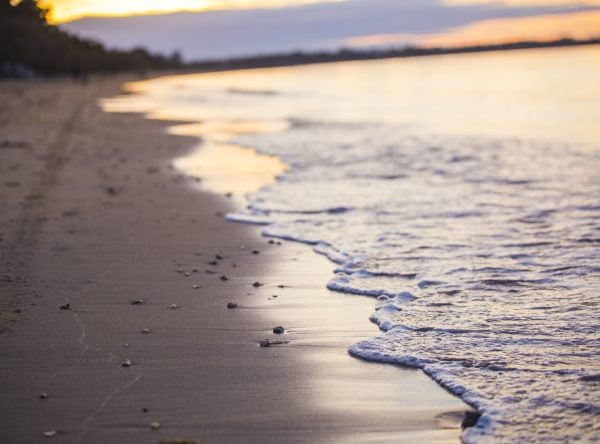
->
[2,0,599,79]
[0,0,183,78]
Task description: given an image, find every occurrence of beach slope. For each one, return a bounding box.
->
[0,76,469,443]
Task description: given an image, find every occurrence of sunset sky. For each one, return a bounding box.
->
[46,0,600,59]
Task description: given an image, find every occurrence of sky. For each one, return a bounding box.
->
[49,0,600,60]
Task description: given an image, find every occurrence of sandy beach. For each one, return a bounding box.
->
[0,76,470,443]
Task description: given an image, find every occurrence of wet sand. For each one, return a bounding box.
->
[0,76,469,443]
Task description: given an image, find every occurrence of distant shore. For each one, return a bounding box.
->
[186,37,600,74]
[0,75,470,442]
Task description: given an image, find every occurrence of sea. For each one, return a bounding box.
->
[103,45,600,443]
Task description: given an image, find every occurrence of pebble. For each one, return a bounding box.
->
[160,440,198,444]
[215,254,224,260]
[59,303,70,310]
[150,421,161,430]
[183,272,191,277]
[142,408,149,413]
[227,302,238,309]
[192,285,200,289]
[220,275,229,281]
[259,339,288,347]
[141,329,150,334]
[13,308,22,313]
[462,411,482,429]
[39,392,48,399]
[273,326,285,334]
[170,304,179,309]
[268,240,275,244]
[208,260,218,266]
[130,299,145,305]
[252,250,260,255]
[121,359,133,367]
[43,430,57,438]
[252,281,263,287]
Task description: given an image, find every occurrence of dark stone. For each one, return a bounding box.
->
[220,275,229,281]
[130,299,144,305]
[59,303,70,310]
[252,281,263,287]
[273,326,285,334]
[227,302,238,309]
[461,411,481,429]
[252,250,260,255]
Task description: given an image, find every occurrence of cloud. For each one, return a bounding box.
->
[60,0,599,59]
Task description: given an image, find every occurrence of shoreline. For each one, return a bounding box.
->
[0,76,470,443]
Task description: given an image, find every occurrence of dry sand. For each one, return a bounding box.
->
[0,76,470,443]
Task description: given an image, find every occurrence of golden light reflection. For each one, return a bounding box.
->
[168,120,289,140]
[173,142,288,195]
[169,119,288,195]
[40,0,347,23]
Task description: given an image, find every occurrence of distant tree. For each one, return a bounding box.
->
[0,0,185,77]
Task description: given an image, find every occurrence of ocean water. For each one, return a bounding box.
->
[104,46,600,442]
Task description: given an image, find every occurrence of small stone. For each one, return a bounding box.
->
[13,308,22,313]
[170,304,179,309]
[259,339,288,347]
[215,254,224,260]
[39,392,49,399]
[462,411,482,429]
[276,241,282,245]
[121,359,132,367]
[192,285,200,289]
[160,440,198,444]
[220,275,229,281]
[141,329,150,334]
[273,326,285,334]
[43,430,57,437]
[123,343,129,348]
[150,421,161,430]
[130,299,144,305]
[142,408,149,413]
[59,303,70,310]
[268,240,275,244]
[277,285,286,289]
[252,281,263,287]
[227,302,238,309]
[183,272,191,277]
[252,250,260,255]
[208,260,217,266]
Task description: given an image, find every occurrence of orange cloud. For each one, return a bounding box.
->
[345,10,600,49]
[41,0,347,24]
